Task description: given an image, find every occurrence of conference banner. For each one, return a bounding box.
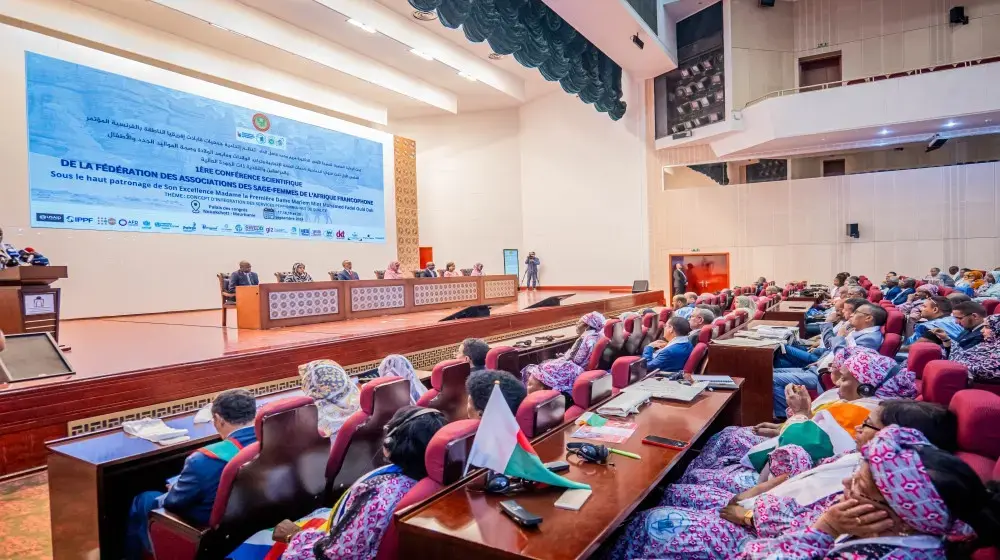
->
[25,52,388,242]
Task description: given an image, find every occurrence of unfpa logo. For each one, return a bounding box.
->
[252,113,271,132]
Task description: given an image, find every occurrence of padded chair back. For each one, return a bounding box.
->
[735,309,749,324]
[587,336,611,371]
[984,299,1000,315]
[374,270,386,280]
[939,286,954,296]
[950,390,1000,482]
[878,333,902,357]
[697,326,713,345]
[610,356,646,392]
[756,299,768,312]
[415,359,472,421]
[564,370,613,422]
[640,314,661,349]
[921,361,970,407]
[884,310,904,336]
[274,272,287,283]
[326,377,411,493]
[623,316,645,355]
[711,318,728,336]
[907,342,944,379]
[486,346,520,377]
[867,289,883,303]
[724,313,738,331]
[516,390,566,438]
[753,309,765,320]
[375,419,480,560]
[658,308,672,324]
[683,343,708,374]
[604,319,625,351]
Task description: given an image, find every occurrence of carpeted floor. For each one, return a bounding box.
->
[0,472,52,560]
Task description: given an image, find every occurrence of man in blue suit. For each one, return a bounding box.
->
[335,259,360,280]
[126,390,258,559]
[642,316,694,372]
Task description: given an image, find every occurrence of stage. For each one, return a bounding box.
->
[0,289,663,475]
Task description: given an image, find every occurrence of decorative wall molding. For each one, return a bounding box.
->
[394,136,419,272]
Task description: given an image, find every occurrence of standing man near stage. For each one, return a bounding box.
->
[525,252,540,290]
[672,263,687,296]
[335,260,360,280]
[226,261,259,303]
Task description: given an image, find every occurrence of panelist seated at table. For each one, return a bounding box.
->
[335,260,360,280]
[383,260,405,279]
[466,369,526,417]
[226,260,259,302]
[470,262,484,276]
[442,262,460,277]
[125,390,258,560]
[419,262,439,278]
[283,262,313,283]
[642,316,694,372]
[235,406,447,560]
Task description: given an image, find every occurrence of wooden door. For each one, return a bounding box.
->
[419,247,433,269]
[670,253,731,295]
[799,53,842,91]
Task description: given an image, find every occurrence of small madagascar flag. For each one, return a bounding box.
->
[465,384,590,490]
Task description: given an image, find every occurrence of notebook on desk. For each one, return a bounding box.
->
[623,378,708,402]
[691,375,739,390]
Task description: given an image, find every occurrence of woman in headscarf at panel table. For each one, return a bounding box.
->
[469,263,484,276]
[608,400,960,560]
[383,261,404,280]
[376,354,427,404]
[678,347,917,495]
[299,360,361,439]
[283,262,313,283]
[520,311,606,406]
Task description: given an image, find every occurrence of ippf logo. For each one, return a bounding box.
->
[252,113,271,132]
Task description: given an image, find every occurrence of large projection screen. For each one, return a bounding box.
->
[25,52,387,243]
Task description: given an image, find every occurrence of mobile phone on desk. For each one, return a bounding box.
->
[543,460,570,473]
[500,500,543,527]
[642,435,689,451]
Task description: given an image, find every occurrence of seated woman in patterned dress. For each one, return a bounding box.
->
[520,311,606,405]
[228,406,446,560]
[678,348,916,494]
[609,402,958,560]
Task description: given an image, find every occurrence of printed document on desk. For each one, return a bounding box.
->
[624,378,708,402]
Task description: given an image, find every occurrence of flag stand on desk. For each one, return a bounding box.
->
[465,384,590,490]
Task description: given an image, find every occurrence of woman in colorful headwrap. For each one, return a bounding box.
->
[954,270,981,297]
[229,407,447,560]
[383,261,404,280]
[738,425,999,559]
[679,348,914,492]
[520,311,606,405]
[283,262,313,283]
[469,263,484,276]
[950,313,1000,382]
[608,401,959,560]
[299,360,361,438]
[377,354,427,404]
[976,270,1000,299]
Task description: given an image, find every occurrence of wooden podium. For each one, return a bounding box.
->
[0,266,68,341]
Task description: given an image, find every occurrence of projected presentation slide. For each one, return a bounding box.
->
[25,52,387,243]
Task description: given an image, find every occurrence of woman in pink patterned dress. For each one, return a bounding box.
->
[267,407,446,560]
[520,312,606,403]
[383,261,404,280]
[442,262,460,277]
[469,263,484,276]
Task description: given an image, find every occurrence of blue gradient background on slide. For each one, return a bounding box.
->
[25,52,387,242]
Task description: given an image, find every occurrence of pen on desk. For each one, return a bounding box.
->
[609,448,640,460]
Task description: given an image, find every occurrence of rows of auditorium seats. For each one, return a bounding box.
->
[146,281,794,559]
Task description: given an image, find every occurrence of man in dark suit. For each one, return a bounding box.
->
[225,261,258,303]
[126,390,258,559]
[421,262,439,277]
[335,259,360,280]
[938,301,987,355]
[672,263,687,296]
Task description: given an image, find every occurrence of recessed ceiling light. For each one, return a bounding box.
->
[347,19,377,33]
[488,52,507,60]
[879,128,890,135]
[409,48,434,61]
[412,10,438,21]
[458,71,478,82]
[944,121,959,128]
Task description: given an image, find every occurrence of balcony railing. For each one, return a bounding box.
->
[743,55,1000,110]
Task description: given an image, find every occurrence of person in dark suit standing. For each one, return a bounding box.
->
[225,261,259,303]
[421,262,439,277]
[125,390,258,559]
[335,260,360,280]
[672,263,687,296]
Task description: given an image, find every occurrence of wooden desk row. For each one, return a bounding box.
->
[236,275,519,329]
[397,379,744,559]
